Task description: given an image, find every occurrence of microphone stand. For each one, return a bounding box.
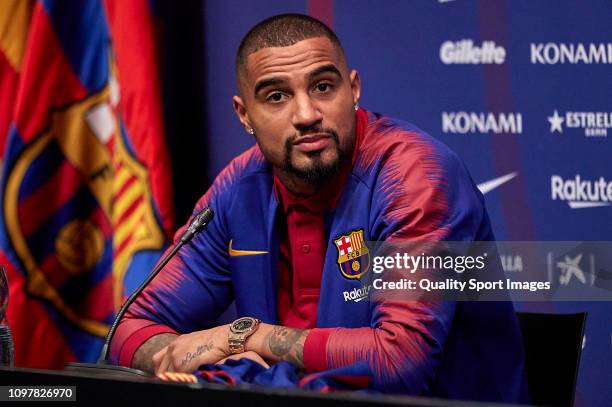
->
[64,208,214,378]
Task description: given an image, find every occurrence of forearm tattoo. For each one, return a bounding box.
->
[132,333,176,374]
[180,340,214,367]
[266,326,307,368]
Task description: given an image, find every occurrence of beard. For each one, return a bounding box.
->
[282,128,347,184]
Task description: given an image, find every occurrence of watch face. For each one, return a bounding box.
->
[232,317,254,333]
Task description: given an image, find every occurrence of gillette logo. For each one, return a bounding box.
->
[440,39,506,64]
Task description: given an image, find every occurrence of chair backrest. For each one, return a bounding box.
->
[516,312,587,407]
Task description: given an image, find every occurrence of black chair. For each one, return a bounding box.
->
[516,312,587,407]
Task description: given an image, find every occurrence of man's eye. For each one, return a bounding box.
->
[315,83,332,93]
[266,92,286,103]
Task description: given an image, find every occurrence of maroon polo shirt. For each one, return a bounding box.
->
[274,109,367,331]
[274,173,343,329]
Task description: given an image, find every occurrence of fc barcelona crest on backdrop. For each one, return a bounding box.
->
[334,229,370,279]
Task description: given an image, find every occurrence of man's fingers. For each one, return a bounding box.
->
[157,353,173,374]
[153,347,173,374]
[241,351,270,368]
[216,351,269,369]
[152,347,166,374]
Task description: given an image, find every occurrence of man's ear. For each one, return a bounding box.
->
[349,69,361,106]
[232,95,252,132]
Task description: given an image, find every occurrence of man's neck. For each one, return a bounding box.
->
[274,169,321,197]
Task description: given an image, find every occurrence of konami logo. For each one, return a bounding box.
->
[531,43,612,64]
[442,112,522,134]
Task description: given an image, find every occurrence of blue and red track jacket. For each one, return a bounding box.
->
[111,109,528,402]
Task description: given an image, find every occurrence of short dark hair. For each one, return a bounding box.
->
[235,14,345,84]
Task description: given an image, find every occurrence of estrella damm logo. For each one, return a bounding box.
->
[334,229,370,280]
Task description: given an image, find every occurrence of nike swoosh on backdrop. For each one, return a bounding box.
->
[477,172,518,195]
[228,239,268,257]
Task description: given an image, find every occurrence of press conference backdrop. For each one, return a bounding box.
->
[200,1,612,405]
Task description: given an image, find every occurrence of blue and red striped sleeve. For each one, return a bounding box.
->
[109,148,263,366]
[304,120,485,394]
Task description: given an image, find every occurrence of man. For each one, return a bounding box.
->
[110,14,528,402]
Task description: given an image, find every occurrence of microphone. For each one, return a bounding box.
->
[65,207,214,377]
[178,207,215,244]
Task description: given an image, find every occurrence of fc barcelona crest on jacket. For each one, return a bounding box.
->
[334,229,370,279]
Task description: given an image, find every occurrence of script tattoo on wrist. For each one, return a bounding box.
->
[180,340,214,368]
[266,326,307,368]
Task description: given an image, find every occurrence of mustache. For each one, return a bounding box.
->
[286,127,338,144]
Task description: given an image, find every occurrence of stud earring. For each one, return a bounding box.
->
[354,102,359,111]
[246,127,254,135]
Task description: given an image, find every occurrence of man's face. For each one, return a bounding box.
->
[233,37,361,186]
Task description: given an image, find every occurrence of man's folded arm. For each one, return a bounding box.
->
[243,299,454,394]
[109,182,234,371]
[304,300,455,393]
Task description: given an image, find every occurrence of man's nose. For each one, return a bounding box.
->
[291,93,323,129]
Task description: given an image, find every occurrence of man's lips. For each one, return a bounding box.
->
[293,133,332,153]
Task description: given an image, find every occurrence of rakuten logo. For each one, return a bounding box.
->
[440,40,506,64]
[551,175,612,209]
[531,43,612,64]
[342,286,371,303]
[442,112,522,134]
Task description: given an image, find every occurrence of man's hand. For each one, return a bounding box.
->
[216,351,270,369]
[246,324,309,369]
[146,322,307,374]
[152,324,230,374]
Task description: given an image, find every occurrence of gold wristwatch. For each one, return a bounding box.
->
[228,317,261,354]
